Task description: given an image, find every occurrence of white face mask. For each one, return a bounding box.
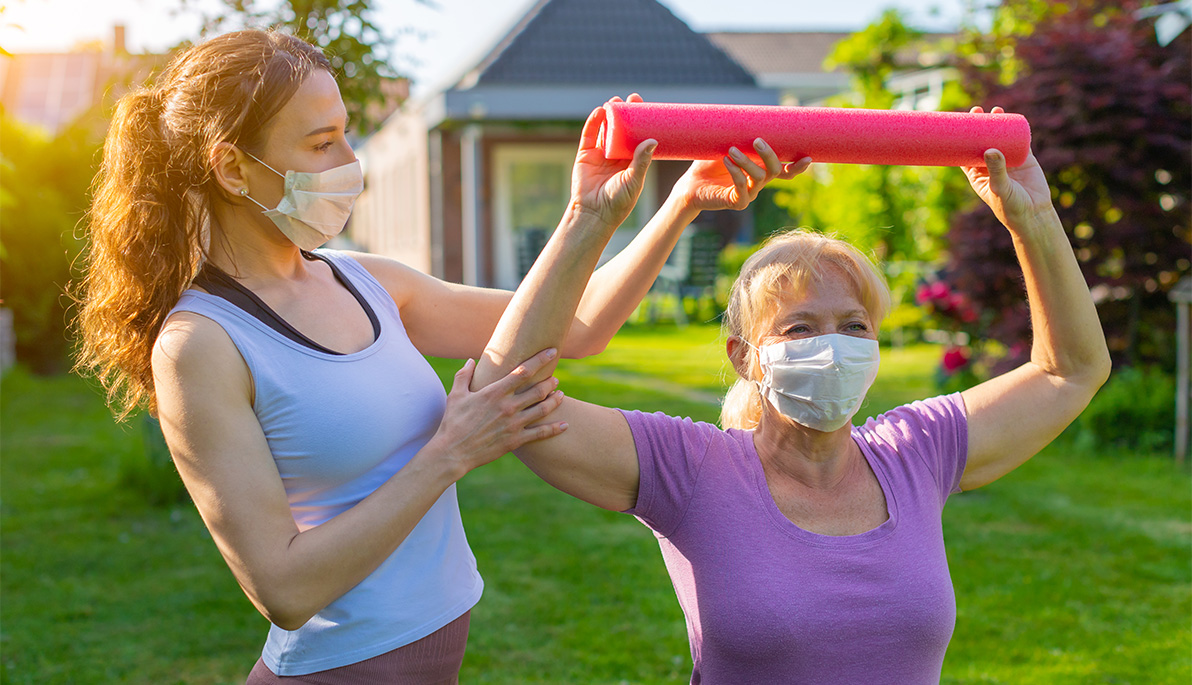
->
[747,333,881,432]
[240,151,364,251]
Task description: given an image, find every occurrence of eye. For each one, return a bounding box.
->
[783,324,812,336]
[845,322,869,333]
[315,141,335,152]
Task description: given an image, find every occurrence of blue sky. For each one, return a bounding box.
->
[1,0,981,93]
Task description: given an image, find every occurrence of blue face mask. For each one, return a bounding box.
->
[747,333,881,432]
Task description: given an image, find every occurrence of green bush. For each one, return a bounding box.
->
[0,114,98,374]
[1072,366,1176,454]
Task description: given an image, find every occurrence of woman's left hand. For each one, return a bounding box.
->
[674,139,811,213]
[962,106,1056,231]
[570,94,656,228]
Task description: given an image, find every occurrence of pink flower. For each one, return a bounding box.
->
[915,284,931,305]
[942,346,970,373]
[948,293,978,323]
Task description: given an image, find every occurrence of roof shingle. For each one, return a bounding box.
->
[464,0,755,87]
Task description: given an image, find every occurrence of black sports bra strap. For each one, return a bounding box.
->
[192,252,380,355]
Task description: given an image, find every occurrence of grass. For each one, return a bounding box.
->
[2,324,1189,684]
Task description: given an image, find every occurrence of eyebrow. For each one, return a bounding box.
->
[775,309,870,324]
[304,125,340,137]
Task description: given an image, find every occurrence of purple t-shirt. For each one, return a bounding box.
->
[621,393,968,684]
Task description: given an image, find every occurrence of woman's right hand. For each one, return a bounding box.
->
[673,140,810,213]
[428,348,567,476]
[570,95,656,228]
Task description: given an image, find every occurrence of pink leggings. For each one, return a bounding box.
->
[245,611,470,685]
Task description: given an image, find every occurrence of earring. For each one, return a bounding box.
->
[239,188,249,196]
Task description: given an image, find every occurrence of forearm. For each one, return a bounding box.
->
[564,192,701,355]
[474,205,615,387]
[1009,208,1111,383]
[253,447,462,630]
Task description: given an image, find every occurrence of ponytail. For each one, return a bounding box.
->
[75,88,201,420]
[720,377,764,430]
[73,30,331,420]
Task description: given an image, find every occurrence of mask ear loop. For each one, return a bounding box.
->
[238,186,273,212]
[241,149,286,179]
[736,336,768,396]
[237,148,285,212]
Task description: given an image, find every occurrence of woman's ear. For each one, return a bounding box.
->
[210,142,251,200]
[726,335,751,378]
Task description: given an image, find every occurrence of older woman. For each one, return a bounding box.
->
[470,108,1111,683]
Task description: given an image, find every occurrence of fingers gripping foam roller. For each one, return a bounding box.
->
[600,102,1031,168]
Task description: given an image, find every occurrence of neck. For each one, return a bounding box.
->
[208,205,307,283]
[752,404,860,491]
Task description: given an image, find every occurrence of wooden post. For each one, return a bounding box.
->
[1171,277,1192,465]
[1176,300,1189,465]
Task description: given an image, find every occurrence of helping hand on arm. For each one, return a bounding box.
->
[955,106,1111,490]
[468,99,811,511]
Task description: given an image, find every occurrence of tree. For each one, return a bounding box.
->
[0,115,98,373]
[943,0,1191,371]
[180,0,418,134]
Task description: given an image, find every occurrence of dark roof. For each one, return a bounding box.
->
[706,32,852,77]
[461,0,756,87]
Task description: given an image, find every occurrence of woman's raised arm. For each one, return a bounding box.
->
[957,106,1111,490]
[359,95,808,363]
[468,104,809,510]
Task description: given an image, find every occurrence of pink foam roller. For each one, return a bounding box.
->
[601,102,1031,168]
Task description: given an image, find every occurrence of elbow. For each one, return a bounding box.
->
[251,580,323,632]
[1092,350,1112,390]
[567,338,609,359]
[1059,347,1112,407]
[563,325,611,359]
[1085,336,1113,391]
[260,596,317,632]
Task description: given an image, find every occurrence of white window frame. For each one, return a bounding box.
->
[492,142,656,290]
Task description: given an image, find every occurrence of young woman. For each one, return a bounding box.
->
[74,29,805,682]
[470,111,1111,683]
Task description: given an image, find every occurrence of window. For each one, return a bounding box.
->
[492,143,655,290]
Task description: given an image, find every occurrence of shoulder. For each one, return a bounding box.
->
[856,394,967,447]
[152,309,251,403]
[334,251,437,309]
[856,393,969,499]
[619,409,729,459]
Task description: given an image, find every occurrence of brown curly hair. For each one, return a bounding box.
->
[75,29,331,420]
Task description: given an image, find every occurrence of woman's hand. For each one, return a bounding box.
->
[673,139,811,213]
[570,93,656,228]
[962,106,1056,232]
[428,348,567,476]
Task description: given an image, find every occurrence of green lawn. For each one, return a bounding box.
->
[2,325,1189,683]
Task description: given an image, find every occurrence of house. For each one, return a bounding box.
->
[710,29,958,112]
[0,25,408,137]
[350,0,781,289]
[705,32,853,106]
[0,26,166,134]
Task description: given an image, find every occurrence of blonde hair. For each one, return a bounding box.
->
[720,229,892,430]
[74,30,331,420]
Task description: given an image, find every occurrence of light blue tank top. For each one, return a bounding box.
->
[168,250,483,675]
